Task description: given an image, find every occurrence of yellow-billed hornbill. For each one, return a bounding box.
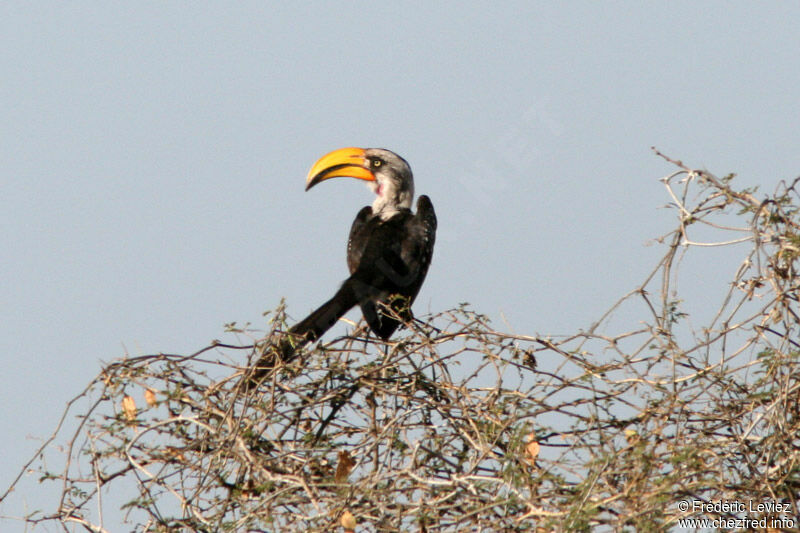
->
[274,147,436,361]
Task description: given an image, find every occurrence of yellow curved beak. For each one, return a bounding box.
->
[305,147,375,191]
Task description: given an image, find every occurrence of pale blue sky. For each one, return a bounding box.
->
[2,2,799,528]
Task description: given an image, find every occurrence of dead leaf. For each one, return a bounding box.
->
[341,510,356,532]
[144,388,157,407]
[624,428,639,444]
[121,395,137,421]
[164,446,186,462]
[525,434,540,465]
[335,450,355,483]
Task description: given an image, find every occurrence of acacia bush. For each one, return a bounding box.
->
[4,153,800,531]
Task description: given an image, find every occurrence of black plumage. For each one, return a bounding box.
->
[347,197,436,339]
[292,195,436,342]
[255,148,436,373]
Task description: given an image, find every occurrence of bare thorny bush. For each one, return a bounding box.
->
[4,152,800,532]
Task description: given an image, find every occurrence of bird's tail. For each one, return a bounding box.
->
[287,278,359,346]
[248,278,360,383]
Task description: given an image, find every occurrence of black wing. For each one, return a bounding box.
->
[351,196,437,339]
[280,196,436,353]
[347,206,373,274]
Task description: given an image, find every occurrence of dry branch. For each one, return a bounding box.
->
[4,156,800,531]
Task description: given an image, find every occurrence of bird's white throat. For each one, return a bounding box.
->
[370,178,413,219]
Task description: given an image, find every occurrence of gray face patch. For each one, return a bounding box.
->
[364,148,414,216]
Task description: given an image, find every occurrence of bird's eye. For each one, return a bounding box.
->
[371,159,382,168]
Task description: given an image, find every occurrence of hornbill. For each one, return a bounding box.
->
[256,147,436,371]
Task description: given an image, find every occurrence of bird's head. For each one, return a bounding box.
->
[305,147,414,215]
